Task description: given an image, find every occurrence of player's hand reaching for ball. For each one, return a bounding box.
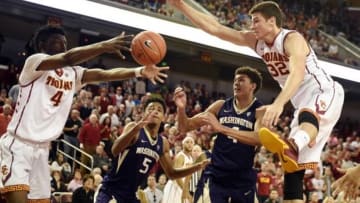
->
[141,65,169,84]
[101,32,133,59]
[173,87,187,109]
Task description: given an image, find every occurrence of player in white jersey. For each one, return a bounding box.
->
[0,25,169,203]
[168,0,344,202]
[163,136,194,203]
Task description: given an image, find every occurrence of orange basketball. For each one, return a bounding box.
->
[131,31,167,66]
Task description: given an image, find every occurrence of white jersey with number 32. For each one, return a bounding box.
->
[7,53,84,143]
[255,29,334,109]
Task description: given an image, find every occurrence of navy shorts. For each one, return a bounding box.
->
[209,177,256,203]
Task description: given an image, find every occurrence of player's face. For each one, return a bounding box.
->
[250,13,273,40]
[43,34,67,55]
[233,74,255,98]
[183,138,194,152]
[145,102,165,124]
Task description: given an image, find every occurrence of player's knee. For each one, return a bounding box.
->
[298,110,319,131]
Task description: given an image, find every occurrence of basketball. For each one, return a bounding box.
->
[131,31,167,66]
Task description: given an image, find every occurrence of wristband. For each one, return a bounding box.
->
[134,67,143,77]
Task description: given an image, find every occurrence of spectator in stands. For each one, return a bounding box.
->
[67,169,83,192]
[8,74,19,104]
[114,86,124,107]
[63,109,82,162]
[0,103,12,136]
[72,174,95,203]
[93,144,111,175]
[310,169,325,202]
[79,114,101,174]
[50,170,67,193]
[156,173,167,192]
[100,105,120,128]
[264,189,280,203]
[257,162,274,203]
[99,116,113,157]
[144,174,163,203]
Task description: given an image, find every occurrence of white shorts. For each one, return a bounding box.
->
[289,82,344,167]
[0,133,51,199]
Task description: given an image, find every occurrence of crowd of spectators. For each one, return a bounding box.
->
[110,0,359,66]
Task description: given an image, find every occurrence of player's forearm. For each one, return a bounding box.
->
[273,72,303,107]
[111,124,140,156]
[169,163,202,179]
[219,125,261,146]
[176,107,191,133]
[62,42,109,67]
[37,42,108,71]
[177,1,221,35]
[83,67,143,83]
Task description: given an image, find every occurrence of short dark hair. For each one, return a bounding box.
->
[249,1,283,28]
[235,66,262,94]
[144,96,166,112]
[82,174,94,183]
[33,25,66,53]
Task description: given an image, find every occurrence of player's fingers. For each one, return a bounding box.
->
[273,114,279,127]
[114,50,126,60]
[119,46,131,52]
[158,66,170,71]
[158,72,168,78]
[150,78,157,85]
[155,76,164,83]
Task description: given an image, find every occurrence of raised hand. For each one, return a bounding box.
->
[101,32,133,59]
[332,165,360,200]
[142,65,169,84]
[198,112,222,133]
[173,87,187,109]
[135,111,157,130]
[259,104,283,128]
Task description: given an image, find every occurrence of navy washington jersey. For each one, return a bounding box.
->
[101,128,164,199]
[207,97,262,187]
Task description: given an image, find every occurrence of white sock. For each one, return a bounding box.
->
[292,130,311,151]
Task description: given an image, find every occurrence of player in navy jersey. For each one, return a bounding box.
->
[174,66,264,203]
[95,97,209,203]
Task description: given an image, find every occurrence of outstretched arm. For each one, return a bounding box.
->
[174,87,224,133]
[159,139,209,180]
[37,32,132,71]
[111,112,155,156]
[167,0,257,48]
[82,64,168,84]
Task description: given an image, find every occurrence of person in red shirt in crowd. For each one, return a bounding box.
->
[99,116,112,157]
[257,162,274,203]
[99,87,113,114]
[0,104,12,136]
[78,113,102,174]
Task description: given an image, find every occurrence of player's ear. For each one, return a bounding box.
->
[251,82,257,92]
[269,16,276,26]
